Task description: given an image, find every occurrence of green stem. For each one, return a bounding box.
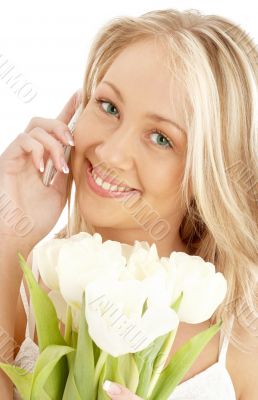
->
[147,327,178,398]
[94,350,108,391]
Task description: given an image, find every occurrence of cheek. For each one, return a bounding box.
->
[73,104,102,148]
[143,164,184,196]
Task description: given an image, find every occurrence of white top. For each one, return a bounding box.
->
[13,252,236,400]
[168,314,236,399]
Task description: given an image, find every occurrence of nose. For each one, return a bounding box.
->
[94,125,135,170]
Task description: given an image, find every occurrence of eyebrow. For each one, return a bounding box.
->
[101,80,186,136]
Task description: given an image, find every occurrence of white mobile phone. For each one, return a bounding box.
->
[42,103,83,186]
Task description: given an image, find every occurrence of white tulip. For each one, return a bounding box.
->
[56,233,126,309]
[161,252,228,323]
[85,277,179,357]
[119,241,173,306]
[36,232,227,337]
[48,290,67,324]
[34,239,63,290]
[34,232,94,290]
[119,241,161,280]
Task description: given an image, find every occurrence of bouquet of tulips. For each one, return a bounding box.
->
[0,232,227,399]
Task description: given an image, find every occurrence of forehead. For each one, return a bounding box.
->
[99,40,188,133]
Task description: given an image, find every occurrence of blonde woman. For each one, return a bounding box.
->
[0,8,257,400]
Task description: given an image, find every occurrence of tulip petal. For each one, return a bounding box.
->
[48,290,67,325]
[166,252,228,323]
[138,306,179,347]
[85,278,179,356]
[35,240,64,290]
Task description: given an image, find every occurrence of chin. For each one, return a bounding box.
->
[78,195,140,231]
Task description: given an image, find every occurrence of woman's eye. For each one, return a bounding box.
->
[95,98,119,117]
[94,98,174,150]
[149,130,174,150]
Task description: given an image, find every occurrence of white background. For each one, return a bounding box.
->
[0,0,257,241]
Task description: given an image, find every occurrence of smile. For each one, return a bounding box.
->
[86,161,141,199]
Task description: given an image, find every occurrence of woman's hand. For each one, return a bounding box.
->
[103,380,144,400]
[0,89,82,251]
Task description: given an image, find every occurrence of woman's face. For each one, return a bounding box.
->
[71,39,188,256]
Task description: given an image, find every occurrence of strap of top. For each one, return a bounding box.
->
[218,314,235,365]
[20,280,30,337]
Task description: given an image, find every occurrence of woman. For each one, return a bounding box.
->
[0,8,257,399]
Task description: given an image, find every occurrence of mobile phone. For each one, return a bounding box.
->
[42,103,83,186]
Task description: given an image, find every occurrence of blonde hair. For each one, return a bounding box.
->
[55,9,258,352]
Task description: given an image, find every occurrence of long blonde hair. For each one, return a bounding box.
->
[55,8,258,352]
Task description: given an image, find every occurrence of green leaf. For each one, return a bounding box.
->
[97,359,112,400]
[104,355,118,384]
[148,328,179,397]
[135,333,168,397]
[148,320,223,400]
[71,331,78,348]
[73,292,95,399]
[144,291,183,396]
[17,252,65,351]
[94,350,108,393]
[117,354,139,393]
[98,354,138,397]
[134,333,166,376]
[93,340,101,366]
[96,354,126,399]
[62,353,82,400]
[0,363,33,400]
[30,344,74,400]
[17,252,69,399]
[135,359,153,398]
[134,291,183,387]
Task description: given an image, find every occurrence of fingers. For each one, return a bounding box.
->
[24,116,75,147]
[1,133,45,172]
[103,381,143,400]
[23,87,83,145]
[10,89,83,177]
[56,88,82,124]
[25,128,69,173]
[14,131,68,174]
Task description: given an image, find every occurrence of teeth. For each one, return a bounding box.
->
[110,184,118,191]
[92,171,133,192]
[102,181,111,190]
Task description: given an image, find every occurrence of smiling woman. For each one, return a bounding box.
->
[0,6,256,400]
[58,9,257,399]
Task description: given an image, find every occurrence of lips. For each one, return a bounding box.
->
[88,160,140,192]
[86,162,141,199]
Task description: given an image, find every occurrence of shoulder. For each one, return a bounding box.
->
[231,319,258,400]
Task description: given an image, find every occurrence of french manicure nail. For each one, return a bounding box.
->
[39,159,44,172]
[103,380,122,395]
[60,158,69,174]
[64,131,75,146]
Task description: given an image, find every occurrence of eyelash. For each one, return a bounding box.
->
[94,97,174,150]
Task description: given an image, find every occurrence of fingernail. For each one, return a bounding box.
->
[60,158,69,174]
[39,159,44,172]
[103,380,122,395]
[64,131,75,146]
